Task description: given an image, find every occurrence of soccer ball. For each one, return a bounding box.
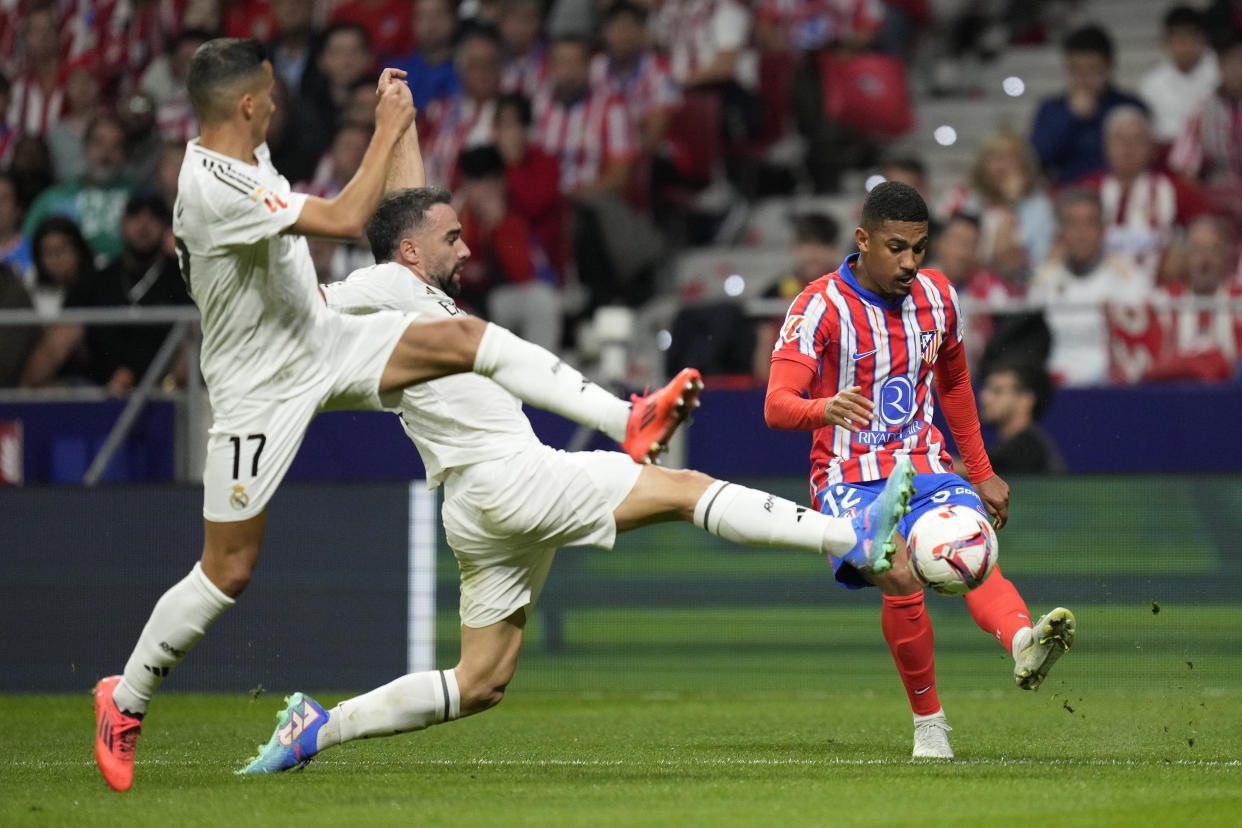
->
[906,504,997,595]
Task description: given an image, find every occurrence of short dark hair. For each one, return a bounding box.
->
[1063,24,1114,64]
[1055,187,1102,220]
[793,212,839,247]
[31,215,94,286]
[988,360,1054,420]
[496,91,532,126]
[459,145,506,181]
[1163,5,1204,34]
[366,186,454,263]
[860,181,928,230]
[603,0,648,26]
[187,38,268,123]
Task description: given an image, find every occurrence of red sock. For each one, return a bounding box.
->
[964,566,1031,653]
[881,592,940,716]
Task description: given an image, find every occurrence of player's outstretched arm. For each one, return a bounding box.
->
[384,75,425,192]
[293,72,415,239]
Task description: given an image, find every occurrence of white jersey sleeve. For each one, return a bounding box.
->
[324,261,539,486]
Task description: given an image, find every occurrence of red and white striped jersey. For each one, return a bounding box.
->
[772,253,963,487]
[755,0,883,51]
[650,0,750,85]
[531,86,635,193]
[1168,92,1242,187]
[420,96,497,188]
[501,45,547,100]
[7,74,64,136]
[589,50,682,126]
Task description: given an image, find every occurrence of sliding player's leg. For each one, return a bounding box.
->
[379,316,702,463]
[95,394,318,791]
[613,456,914,572]
[239,610,527,774]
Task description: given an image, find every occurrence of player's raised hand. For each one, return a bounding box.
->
[375,74,416,136]
[973,473,1010,530]
[376,67,408,95]
[822,386,874,433]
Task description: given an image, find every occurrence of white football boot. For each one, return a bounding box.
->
[912,711,954,759]
[1014,607,1076,691]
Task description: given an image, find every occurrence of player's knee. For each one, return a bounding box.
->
[459,668,513,712]
[871,560,923,596]
[203,556,256,597]
[652,467,714,520]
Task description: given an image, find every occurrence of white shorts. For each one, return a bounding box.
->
[440,444,643,628]
[202,310,413,521]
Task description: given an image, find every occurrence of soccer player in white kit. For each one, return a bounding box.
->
[234,180,920,774]
[91,38,722,793]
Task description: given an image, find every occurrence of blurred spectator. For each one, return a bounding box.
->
[341,78,380,130]
[927,213,1017,375]
[591,0,682,154]
[265,75,324,186]
[1083,106,1210,285]
[535,36,660,313]
[457,145,562,351]
[1169,34,1242,217]
[22,115,133,265]
[881,155,939,236]
[493,92,566,279]
[27,216,96,316]
[328,0,417,62]
[118,92,164,191]
[223,0,276,42]
[45,55,106,185]
[9,134,54,210]
[299,122,371,201]
[752,211,841,381]
[499,0,548,99]
[268,0,326,99]
[393,0,461,111]
[153,141,187,212]
[296,123,374,282]
[1139,6,1218,145]
[422,29,503,187]
[314,22,376,131]
[140,28,212,143]
[0,264,37,387]
[1203,0,1242,49]
[755,0,883,55]
[0,73,14,167]
[21,193,190,391]
[8,7,67,136]
[1031,25,1148,185]
[0,173,33,286]
[1028,189,1145,387]
[1144,215,1242,382]
[979,361,1065,474]
[948,128,1055,286]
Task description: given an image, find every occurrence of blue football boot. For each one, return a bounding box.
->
[842,455,915,575]
[238,692,327,774]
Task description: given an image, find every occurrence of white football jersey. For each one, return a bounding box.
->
[173,139,324,403]
[323,262,540,485]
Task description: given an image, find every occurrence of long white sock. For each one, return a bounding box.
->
[317,669,461,750]
[112,562,235,716]
[692,480,857,556]
[473,322,630,442]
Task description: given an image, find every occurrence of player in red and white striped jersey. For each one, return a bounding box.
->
[766,182,1075,759]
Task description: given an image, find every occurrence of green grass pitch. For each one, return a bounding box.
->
[3,603,1240,828]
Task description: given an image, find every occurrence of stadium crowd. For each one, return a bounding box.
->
[1,0,1241,399]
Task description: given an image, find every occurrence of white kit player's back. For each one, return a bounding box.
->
[173,139,324,402]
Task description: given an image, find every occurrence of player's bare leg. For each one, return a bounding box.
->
[240,610,526,773]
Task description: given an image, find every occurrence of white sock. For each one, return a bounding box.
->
[112,562,235,716]
[317,669,461,750]
[692,480,857,556]
[914,708,946,724]
[473,322,630,443]
[1010,626,1035,660]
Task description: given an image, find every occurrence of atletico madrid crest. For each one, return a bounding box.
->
[918,330,940,364]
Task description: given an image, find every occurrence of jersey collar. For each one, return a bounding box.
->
[837,252,906,310]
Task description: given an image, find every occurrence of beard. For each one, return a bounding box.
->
[434,266,463,298]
